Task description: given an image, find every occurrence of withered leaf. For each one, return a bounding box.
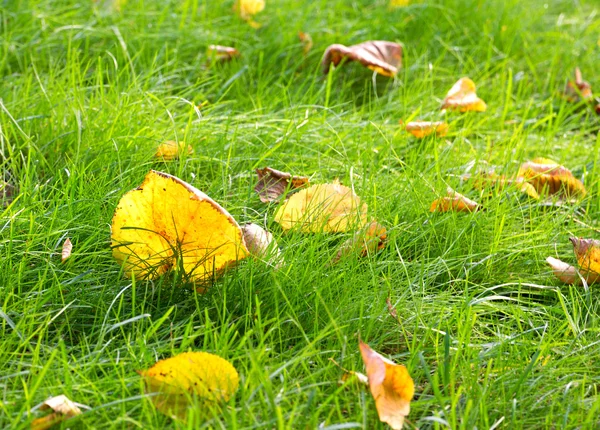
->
[430,188,480,213]
[254,167,309,203]
[470,172,540,199]
[298,32,313,55]
[404,120,448,138]
[322,41,403,77]
[517,158,586,198]
[331,221,387,264]
[563,67,593,103]
[241,223,283,268]
[441,77,487,112]
[31,395,83,430]
[207,45,240,63]
[61,238,73,263]
[546,238,600,285]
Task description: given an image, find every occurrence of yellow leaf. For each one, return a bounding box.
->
[61,238,73,262]
[359,341,414,430]
[441,77,487,112]
[254,167,309,203]
[139,351,239,420]
[155,140,193,161]
[111,170,248,285]
[322,41,403,77]
[233,0,265,27]
[517,158,586,198]
[571,237,600,275]
[390,0,410,6]
[31,395,82,430]
[404,120,448,138]
[430,188,480,213]
[274,181,368,233]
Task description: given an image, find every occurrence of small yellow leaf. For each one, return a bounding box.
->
[274,181,368,233]
[517,158,586,198]
[390,0,410,6]
[430,188,480,213]
[111,170,248,285]
[61,238,72,262]
[31,395,82,430]
[441,77,487,112]
[404,120,448,138]
[470,172,540,199]
[139,351,239,421]
[322,41,403,77]
[233,0,265,27]
[359,341,414,430]
[155,141,193,161]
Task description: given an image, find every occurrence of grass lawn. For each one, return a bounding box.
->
[2,0,600,428]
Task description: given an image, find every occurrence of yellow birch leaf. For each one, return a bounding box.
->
[274,181,368,233]
[571,237,600,275]
[111,170,248,285]
[430,188,480,213]
[517,158,586,198]
[233,0,265,28]
[404,120,448,138]
[359,341,414,430]
[155,141,193,161]
[139,351,239,421]
[441,77,487,112]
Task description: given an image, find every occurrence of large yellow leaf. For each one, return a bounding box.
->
[139,351,239,420]
[441,77,487,112]
[517,158,586,198]
[233,0,265,28]
[111,170,248,284]
[359,341,414,430]
[322,41,403,77]
[274,181,368,233]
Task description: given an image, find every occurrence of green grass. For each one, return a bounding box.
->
[2,0,600,428]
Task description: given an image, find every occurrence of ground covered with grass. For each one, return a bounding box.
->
[2,0,600,428]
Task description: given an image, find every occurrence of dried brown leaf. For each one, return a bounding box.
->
[61,238,72,263]
[322,41,403,77]
[254,167,309,203]
[207,45,240,63]
[430,188,480,213]
[517,158,586,198]
[563,67,593,103]
[404,121,448,138]
[241,223,283,268]
[31,395,82,430]
[331,221,387,264]
[441,77,487,112]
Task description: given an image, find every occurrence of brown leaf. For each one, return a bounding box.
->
[430,188,480,213]
[241,223,283,268]
[404,121,448,138]
[359,341,414,430]
[563,67,593,103]
[517,158,586,198]
[61,238,73,263]
[31,395,82,430]
[441,77,487,112]
[254,167,309,203]
[322,41,403,77]
[207,45,240,63]
[331,221,387,264]
[570,237,600,275]
[298,32,313,55]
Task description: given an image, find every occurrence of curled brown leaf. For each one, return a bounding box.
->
[207,45,240,63]
[322,41,403,77]
[254,167,309,203]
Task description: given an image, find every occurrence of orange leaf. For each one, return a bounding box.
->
[61,238,72,263]
[470,172,540,199]
[111,170,248,285]
[430,188,480,213]
[571,237,600,275]
[155,141,193,161]
[332,221,387,264]
[404,121,448,138]
[359,341,414,430]
[517,158,586,198]
[322,41,403,77]
[207,45,240,63]
[441,77,487,112]
[298,32,313,55]
[563,67,593,103]
[254,167,309,203]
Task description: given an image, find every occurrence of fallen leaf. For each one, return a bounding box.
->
[139,351,239,420]
[274,181,368,233]
[31,395,82,430]
[517,158,586,198]
[241,223,283,268]
[441,77,487,112]
[61,238,72,263]
[207,45,240,63]
[571,237,600,275]
[390,0,410,6]
[470,172,540,199]
[233,0,265,28]
[546,256,582,285]
[430,188,480,213]
[298,32,313,55]
[359,341,414,430]
[331,221,387,264]
[155,141,193,161]
[254,167,309,203]
[111,170,248,285]
[563,67,593,103]
[404,121,448,138]
[322,41,403,77]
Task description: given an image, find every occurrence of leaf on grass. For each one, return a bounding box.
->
[111,170,248,285]
[331,221,387,264]
[139,351,239,421]
[298,32,313,55]
[470,172,540,199]
[274,181,368,233]
[404,121,448,138]
[241,223,283,268]
[322,41,403,77]
[390,0,410,6]
[207,45,240,63]
[571,237,600,276]
[359,341,414,430]
[563,67,593,103]
[430,188,480,213]
[254,167,309,203]
[155,141,193,161]
[517,158,586,198]
[233,0,265,28]
[61,238,72,263]
[441,77,487,112]
[31,395,82,430]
